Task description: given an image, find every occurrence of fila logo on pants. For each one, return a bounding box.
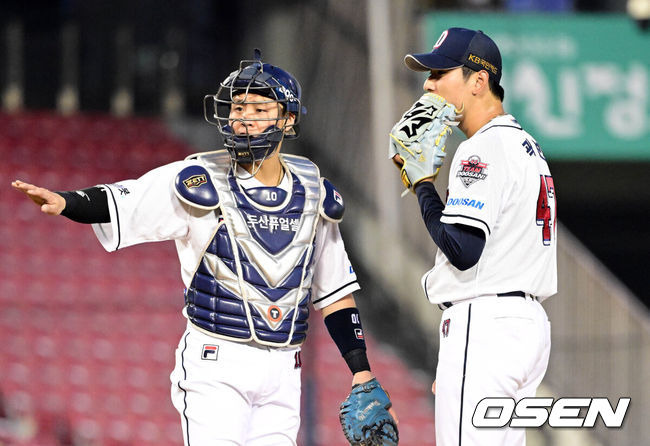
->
[202,344,219,361]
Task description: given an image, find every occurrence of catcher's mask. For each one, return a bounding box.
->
[204,49,307,170]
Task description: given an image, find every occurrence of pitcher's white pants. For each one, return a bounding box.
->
[435,295,551,446]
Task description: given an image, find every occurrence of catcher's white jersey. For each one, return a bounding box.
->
[91,160,359,312]
[91,157,359,445]
[422,114,557,304]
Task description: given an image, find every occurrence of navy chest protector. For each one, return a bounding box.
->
[175,151,344,347]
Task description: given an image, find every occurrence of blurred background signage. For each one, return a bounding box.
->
[424,13,650,159]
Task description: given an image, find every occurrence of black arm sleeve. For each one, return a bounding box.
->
[324,308,371,374]
[415,182,486,271]
[58,187,110,224]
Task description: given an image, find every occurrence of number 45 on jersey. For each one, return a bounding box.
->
[537,174,556,246]
[523,137,556,246]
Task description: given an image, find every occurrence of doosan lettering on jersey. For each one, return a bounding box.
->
[445,197,485,209]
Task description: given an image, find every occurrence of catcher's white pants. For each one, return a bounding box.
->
[170,323,302,446]
[434,295,551,446]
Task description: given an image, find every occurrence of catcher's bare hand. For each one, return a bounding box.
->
[11,180,66,215]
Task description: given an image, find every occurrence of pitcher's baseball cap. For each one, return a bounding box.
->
[405,27,502,84]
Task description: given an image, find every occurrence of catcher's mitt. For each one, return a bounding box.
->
[339,378,398,446]
[388,93,459,192]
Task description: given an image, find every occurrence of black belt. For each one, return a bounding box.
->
[496,291,526,297]
[438,291,529,310]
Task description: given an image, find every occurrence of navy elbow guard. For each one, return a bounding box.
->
[324,308,371,374]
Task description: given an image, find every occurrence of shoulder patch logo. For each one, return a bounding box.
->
[457,155,488,187]
[184,174,207,189]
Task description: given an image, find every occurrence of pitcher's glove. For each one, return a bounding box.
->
[388,93,460,193]
[339,378,398,446]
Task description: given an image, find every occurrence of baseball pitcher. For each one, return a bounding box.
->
[389,28,557,446]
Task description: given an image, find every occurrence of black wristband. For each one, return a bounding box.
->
[343,348,371,374]
[324,307,371,374]
[58,187,110,224]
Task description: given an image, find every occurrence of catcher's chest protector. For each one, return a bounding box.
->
[184,152,321,347]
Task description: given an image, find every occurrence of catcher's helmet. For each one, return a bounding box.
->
[204,49,306,165]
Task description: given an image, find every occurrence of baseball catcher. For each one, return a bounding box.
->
[12,50,399,446]
[339,378,398,445]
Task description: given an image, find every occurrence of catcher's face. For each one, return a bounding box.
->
[423,68,467,112]
[229,93,294,137]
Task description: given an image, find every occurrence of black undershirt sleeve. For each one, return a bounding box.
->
[58,187,110,224]
[415,181,486,271]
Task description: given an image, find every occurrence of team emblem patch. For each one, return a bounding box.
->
[268,305,282,322]
[183,174,207,189]
[457,155,488,187]
[442,319,451,338]
[354,328,364,340]
[202,344,219,360]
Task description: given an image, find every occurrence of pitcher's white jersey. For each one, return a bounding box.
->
[422,114,557,304]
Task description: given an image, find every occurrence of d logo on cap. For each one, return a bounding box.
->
[433,30,449,49]
[404,27,502,85]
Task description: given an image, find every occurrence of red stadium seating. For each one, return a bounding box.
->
[1,112,187,445]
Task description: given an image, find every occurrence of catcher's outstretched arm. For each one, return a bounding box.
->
[12,180,110,223]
